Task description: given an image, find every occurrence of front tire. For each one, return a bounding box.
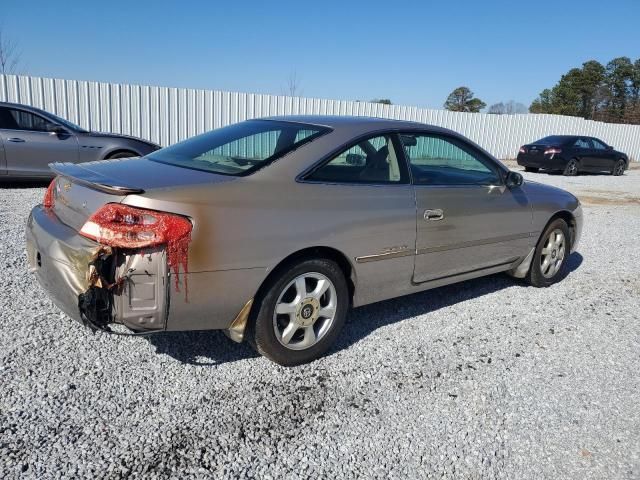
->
[249,258,349,366]
[524,167,539,173]
[106,150,137,159]
[612,159,626,176]
[563,159,579,176]
[526,219,570,287]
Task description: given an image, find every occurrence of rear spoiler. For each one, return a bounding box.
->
[49,162,145,195]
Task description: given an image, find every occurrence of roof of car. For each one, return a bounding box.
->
[1,101,36,109]
[261,115,441,131]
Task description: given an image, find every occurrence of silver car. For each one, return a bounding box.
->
[0,102,160,179]
[25,116,583,366]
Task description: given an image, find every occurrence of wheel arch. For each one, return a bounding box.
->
[543,210,577,249]
[254,246,356,307]
[102,148,141,159]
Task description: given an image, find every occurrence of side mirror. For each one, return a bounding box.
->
[505,171,523,188]
[47,124,67,135]
[606,145,614,150]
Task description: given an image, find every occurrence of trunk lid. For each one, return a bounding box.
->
[49,157,237,230]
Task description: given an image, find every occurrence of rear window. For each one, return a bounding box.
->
[534,135,572,145]
[147,120,329,176]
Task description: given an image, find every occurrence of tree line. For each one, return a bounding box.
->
[529,57,640,124]
[442,57,640,124]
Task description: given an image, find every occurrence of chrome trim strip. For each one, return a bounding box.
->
[417,232,533,255]
[355,249,414,264]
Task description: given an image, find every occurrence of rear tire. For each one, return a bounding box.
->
[526,218,570,287]
[563,159,579,176]
[248,258,349,366]
[106,151,137,159]
[612,159,626,176]
[524,167,539,173]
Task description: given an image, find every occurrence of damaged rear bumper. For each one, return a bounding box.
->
[26,206,98,325]
[26,205,266,338]
[26,205,169,332]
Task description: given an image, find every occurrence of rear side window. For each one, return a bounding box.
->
[307,134,408,184]
[401,134,501,186]
[574,138,590,148]
[535,135,571,145]
[0,107,55,132]
[148,120,329,176]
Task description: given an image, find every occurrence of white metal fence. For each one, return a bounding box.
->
[1,74,639,161]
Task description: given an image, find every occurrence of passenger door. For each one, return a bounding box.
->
[0,106,79,177]
[400,133,532,284]
[589,138,615,171]
[305,133,417,304]
[572,137,592,167]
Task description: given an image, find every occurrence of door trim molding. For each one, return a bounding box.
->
[412,259,518,286]
[416,232,533,255]
[355,248,414,264]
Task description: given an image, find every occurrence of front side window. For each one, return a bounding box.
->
[401,134,501,186]
[148,120,329,176]
[307,134,406,184]
[591,138,607,150]
[0,107,56,132]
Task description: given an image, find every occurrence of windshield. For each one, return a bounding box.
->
[147,120,330,176]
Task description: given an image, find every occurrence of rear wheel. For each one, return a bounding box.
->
[526,218,570,287]
[612,159,626,176]
[563,159,579,176]
[249,258,349,366]
[524,167,539,173]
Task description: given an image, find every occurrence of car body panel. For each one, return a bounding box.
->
[413,184,533,283]
[2,129,79,176]
[26,116,584,335]
[0,102,160,179]
[26,205,99,323]
[0,135,6,174]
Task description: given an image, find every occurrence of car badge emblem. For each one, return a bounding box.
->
[63,182,72,192]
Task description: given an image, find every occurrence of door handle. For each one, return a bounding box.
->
[424,209,444,221]
[8,137,25,142]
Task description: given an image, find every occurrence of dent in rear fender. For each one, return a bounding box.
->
[165,267,268,331]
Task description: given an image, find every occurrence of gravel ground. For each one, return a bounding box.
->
[1,171,639,479]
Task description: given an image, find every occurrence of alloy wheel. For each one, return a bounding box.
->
[272,272,337,350]
[540,229,566,278]
[566,160,578,176]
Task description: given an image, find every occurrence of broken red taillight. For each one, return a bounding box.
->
[79,204,193,294]
[519,146,526,154]
[79,204,191,249]
[544,147,562,155]
[43,179,56,208]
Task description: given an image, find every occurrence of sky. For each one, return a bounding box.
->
[2,0,639,110]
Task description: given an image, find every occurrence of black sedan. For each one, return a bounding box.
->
[517,135,628,176]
